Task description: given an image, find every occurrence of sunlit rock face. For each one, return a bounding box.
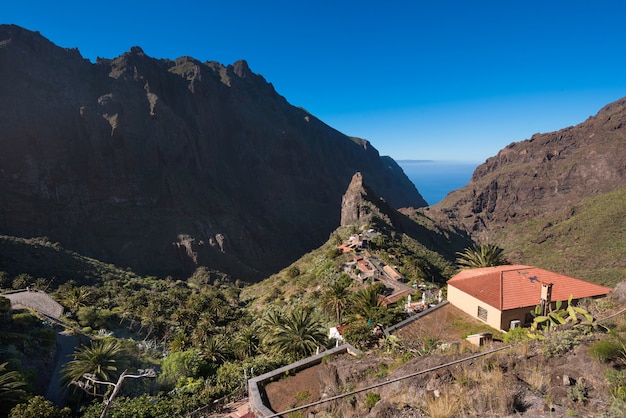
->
[430,96,626,241]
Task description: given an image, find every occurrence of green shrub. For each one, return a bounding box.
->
[567,379,588,403]
[606,369,626,401]
[29,328,56,346]
[295,391,309,401]
[287,266,300,278]
[158,349,206,391]
[76,306,113,329]
[215,361,243,394]
[589,338,623,363]
[342,321,378,350]
[364,392,381,409]
[0,296,11,314]
[9,396,71,418]
[539,329,586,358]
[11,313,39,328]
[503,326,529,344]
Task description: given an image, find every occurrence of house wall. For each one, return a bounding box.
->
[499,307,534,330]
[447,285,502,331]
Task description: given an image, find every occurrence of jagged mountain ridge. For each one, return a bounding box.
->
[429,97,626,237]
[0,24,426,280]
[422,97,626,284]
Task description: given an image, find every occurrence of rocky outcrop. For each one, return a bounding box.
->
[340,172,401,230]
[0,25,426,280]
[340,173,374,227]
[429,96,626,241]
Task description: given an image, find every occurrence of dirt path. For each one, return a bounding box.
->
[3,289,79,407]
[45,330,80,407]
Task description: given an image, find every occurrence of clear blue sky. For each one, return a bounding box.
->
[5,1,626,162]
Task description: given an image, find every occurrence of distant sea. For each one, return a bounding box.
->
[396,160,479,206]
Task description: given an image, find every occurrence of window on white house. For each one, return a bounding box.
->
[477,306,488,321]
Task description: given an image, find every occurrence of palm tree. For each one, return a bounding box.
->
[169,332,193,352]
[60,286,93,314]
[456,244,507,269]
[259,308,284,340]
[233,326,260,359]
[0,362,26,413]
[62,339,128,398]
[321,281,350,324]
[191,315,216,347]
[349,284,383,323]
[171,308,200,334]
[265,308,327,361]
[201,334,229,364]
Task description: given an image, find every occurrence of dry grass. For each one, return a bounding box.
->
[422,390,462,418]
[424,360,522,417]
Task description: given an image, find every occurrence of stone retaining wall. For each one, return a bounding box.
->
[247,344,360,417]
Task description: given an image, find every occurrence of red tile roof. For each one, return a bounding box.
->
[357,258,373,271]
[447,265,612,310]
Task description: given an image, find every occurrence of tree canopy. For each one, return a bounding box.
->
[456,244,507,269]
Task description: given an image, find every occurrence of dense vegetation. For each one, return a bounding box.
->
[0,198,623,416]
[0,222,457,416]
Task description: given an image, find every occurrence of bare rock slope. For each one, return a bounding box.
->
[429,97,626,239]
[0,25,425,280]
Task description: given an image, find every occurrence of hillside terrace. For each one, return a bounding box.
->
[338,232,418,308]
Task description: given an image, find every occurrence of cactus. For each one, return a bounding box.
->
[528,295,595,339]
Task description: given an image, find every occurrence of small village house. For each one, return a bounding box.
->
[447,265,612,331]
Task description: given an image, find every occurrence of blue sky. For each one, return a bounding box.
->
[5,1,626,162]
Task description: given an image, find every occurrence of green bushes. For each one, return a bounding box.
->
[538,329,588,358]
[589,338,624,363]
[0,296,11,314]
[158,349,206,391]
[29,328,56,347]
[364,392,381,409]
[606,370,626,404]
[8,395,71,418]
[503,326,529,344]
[342,321,378,350]
[11,313,39,328]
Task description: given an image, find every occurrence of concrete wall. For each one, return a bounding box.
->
[247,344,360,417]
[384,301,449,335]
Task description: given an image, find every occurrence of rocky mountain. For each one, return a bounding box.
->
[423,97,626,284]
[0,24,425,281]
[430,97,626,235]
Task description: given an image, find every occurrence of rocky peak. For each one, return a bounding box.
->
[0,25,425,280]
[340,172,398,228]
[340,173,371,226]
[232,59,252,78]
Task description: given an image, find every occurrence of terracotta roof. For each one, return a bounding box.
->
[447,265,612,310]
[357,259,373,271]
[383,265,403,280]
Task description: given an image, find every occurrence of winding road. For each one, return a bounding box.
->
[3,289,79,407]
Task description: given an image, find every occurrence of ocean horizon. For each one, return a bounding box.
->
[396,160,479,206]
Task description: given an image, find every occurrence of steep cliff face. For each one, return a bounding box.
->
[340,173,377,227]
[429,96,626,241]
[0,25,426,280]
